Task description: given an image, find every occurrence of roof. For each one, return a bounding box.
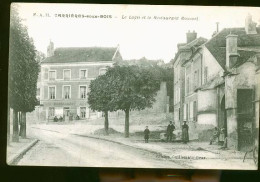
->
[172,37,207,64]
[199,76,225,91]
[42,47,120,63]
[205,27,260,69]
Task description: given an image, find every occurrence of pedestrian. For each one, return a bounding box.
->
[54,116,58,122]
[166,121,175,142]
[182,121,189,144]
[144,126,150,143]
[210,127,220,145]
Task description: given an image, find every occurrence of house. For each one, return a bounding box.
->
[173,14,260,151]
[172,30,207,133]
[38,41,122,121]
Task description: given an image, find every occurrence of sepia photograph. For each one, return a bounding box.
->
[7,3,260,170]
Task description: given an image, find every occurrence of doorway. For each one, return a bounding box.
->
[220,96,227,137]
[237,89,254,151]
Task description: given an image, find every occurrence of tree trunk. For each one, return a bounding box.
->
[104,111,109,135]
[124,108,130,138]
[19,112,22,136]
[12,109,19,142]
[20,111,26,138]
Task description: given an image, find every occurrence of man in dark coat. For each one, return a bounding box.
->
[144,126,150,143]
[182,121,189,144]
[166,121,175,142]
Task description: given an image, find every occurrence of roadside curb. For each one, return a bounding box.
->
[8,139,39,165]
[73,133,193,168]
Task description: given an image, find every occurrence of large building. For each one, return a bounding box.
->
[39,42,122,121]
[172,14,260,151]
[172,31,207,134]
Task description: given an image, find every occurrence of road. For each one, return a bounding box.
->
[18,126,184,168]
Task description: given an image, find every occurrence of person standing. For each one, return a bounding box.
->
[182,121,189,144]
[144,126,150,143]
[166,121,175,142]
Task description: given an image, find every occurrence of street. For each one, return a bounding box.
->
[18,126,184,168]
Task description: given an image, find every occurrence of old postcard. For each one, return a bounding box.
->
[7,3,259,170]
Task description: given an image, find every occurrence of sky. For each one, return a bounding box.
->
[15,3,260,63]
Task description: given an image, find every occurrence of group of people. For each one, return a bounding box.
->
[53,116,63,122]
[144,120,189,144]
[209,127,226,146]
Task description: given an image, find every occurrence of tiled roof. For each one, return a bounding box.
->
[180,37,207,50]
[205,27,260,69]
[172,37,207,64]
[42,47,120,63]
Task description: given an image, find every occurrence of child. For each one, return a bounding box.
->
[144,126,150,143]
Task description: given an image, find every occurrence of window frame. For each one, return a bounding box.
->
[62,85,71,99]
[63,69,71,80]
[99,68,107,75]
[79,69,88,79]
[49,70,56,81]
[79,85,87,99]
[48,85,56,100]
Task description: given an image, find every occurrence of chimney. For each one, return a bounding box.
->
[216,22,219,33]
[245,14,257,34]
[186,30,197,43]
[226,34,239,68]
[47,40,54,57]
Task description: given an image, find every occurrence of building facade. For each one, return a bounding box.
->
[39,42,122,121]
[173,14,260,151]
[172,31,207,133]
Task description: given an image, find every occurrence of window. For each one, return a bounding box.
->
[183,104,187,120]
[204,67,208,83]
[178,108,180,120]
[186,77,190,95]
[193,101,197,121]
[80,69,87,79]
[80,86,87,99]
[184,104,189,121]
[99,68,107,75]
[49,86,56,99]
[49,71,56,80]
[80,107,86,118]
[194,70,200,89]
[44,69,48,80]
[189,101,193,119]
[63,86,71,99]
[63,70,71,80]
[185,65,192,95]
[49,107,55,117]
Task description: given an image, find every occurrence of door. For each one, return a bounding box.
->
[63,107,70,121]
[237,89,254,151]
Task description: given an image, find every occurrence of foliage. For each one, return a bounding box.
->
[9,4,40,112]
[88,74,117,112]
[105,65,161,112]
[117,57,174,98]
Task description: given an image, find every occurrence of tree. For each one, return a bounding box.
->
[105,65,161,137]
[8,4,39,141]
[118,57,174,112]
[88,74,116,135]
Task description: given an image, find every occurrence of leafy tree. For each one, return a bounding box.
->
[88,74,116,135]
[8,4,39,141]
[118,58,174,111]
[105,65,161,137]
